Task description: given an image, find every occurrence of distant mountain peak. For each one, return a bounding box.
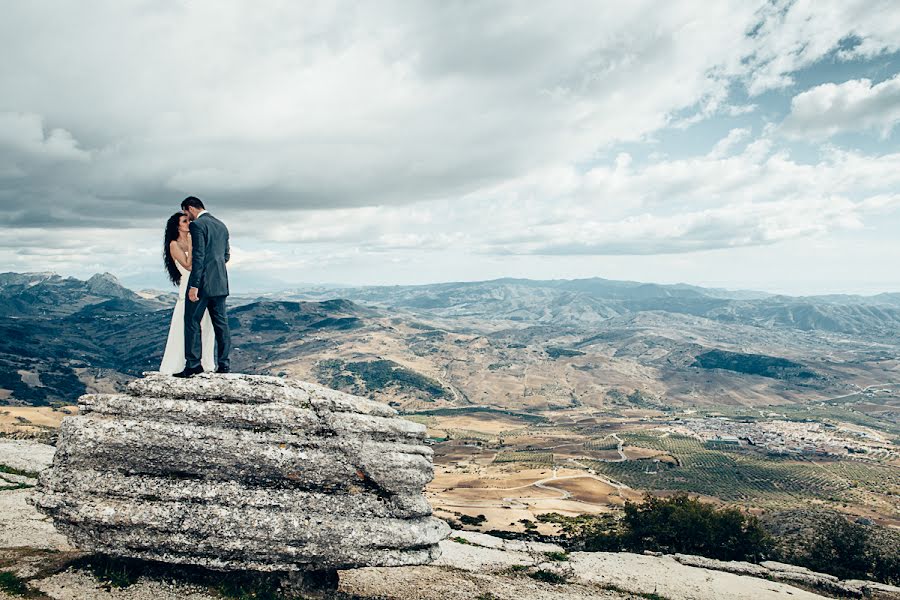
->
[84,272,134,299]
[87,272,120,283]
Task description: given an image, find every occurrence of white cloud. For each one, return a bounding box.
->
[0,1,759,218]
[181,132,900,262]
[456,132,900,256]
[781,74,900,139]
[708,128,752,159]
[0,2,899,292]
[0,112,89,163]
[743,0,900,95]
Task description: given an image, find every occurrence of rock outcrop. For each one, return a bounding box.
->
[31,373,449,572]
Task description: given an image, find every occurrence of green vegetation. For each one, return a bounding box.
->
[545,347,585,359]
[598,584,671,600]
[0,571,34,597]
[519,519,538,531]
[0,482,34,492]
[407,406,548,424]
[588,431,866,503]
[583,437,619,451]
[544,551,569,561]
[544,493,769,562]
[317,358,449,400]
[493,451,553,466]
[0,464,39,479]
[248,315,291,333]
[458,514,487,526]
[766,509,900,585]
[528,569,567,584]
[67,554,291,598]
[73,555,143,588]
[214,573,284,600]
[308,316,360,330]
[539,498,900,585]
[692,349,818,380]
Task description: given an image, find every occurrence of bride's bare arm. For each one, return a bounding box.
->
[169,240,191,271]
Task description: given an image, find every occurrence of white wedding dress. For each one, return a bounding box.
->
[159,258,216,374]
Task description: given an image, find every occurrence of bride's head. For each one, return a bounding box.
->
[163,212,188,286]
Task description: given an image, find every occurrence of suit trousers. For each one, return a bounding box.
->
[184,294,231,370]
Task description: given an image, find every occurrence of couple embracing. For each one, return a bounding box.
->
[159,196,231,378]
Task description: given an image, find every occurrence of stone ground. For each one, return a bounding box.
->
[2,440,897,600]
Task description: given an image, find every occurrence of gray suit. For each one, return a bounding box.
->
[184,212,231,370]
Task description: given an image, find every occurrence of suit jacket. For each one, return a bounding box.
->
[187,213,230,297]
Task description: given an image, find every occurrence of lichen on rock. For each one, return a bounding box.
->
[31,372,449,572]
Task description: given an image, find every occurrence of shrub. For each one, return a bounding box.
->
[550,494,769,561]
[528,569,567,584]
[765,509,900,585]
[620,493,769,561]
[459,514,487,526]
[0,572,31,596]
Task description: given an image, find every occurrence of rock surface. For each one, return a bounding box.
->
[30,373,449,571]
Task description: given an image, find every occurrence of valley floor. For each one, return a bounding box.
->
[3,441,899,600]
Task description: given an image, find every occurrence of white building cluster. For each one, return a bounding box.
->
[664,417,896,459]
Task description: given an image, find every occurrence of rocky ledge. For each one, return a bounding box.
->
[30,373,449,573]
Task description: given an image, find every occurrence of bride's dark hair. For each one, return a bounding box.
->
[163,213,185,286]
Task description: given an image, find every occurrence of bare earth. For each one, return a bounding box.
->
[0,406,76,438]
[0,439,894,600]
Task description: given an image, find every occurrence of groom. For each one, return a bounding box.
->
[175,196,232,378]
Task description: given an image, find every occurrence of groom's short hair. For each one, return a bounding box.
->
[181,196,205,210]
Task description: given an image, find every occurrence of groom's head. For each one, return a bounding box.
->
[181,196,205,221]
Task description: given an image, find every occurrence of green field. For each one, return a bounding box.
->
[493,451,554,466]
[585,430,897,505]
[584,436,619,451]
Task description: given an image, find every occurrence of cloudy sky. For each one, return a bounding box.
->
[1,1,899,295]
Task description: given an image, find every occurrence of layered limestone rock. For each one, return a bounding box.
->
[31,373,449,572]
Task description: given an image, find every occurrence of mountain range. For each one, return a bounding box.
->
[1,272,897,419]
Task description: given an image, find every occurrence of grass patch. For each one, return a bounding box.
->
[0,570,51,598]
[0,464,39,479]
[544,551,569,562]
[0,483,35,491]
[528,569,567,584]
[450,537,471,545]
[214,573,283,600]
[0,571,32,596]
[493,451,553,466]
[68,554,285,597]
[73,555,143,588]
[599,583,671,600]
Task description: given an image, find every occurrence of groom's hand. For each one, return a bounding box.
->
[188,287,199,302]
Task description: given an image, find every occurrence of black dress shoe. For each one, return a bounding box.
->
[215,365,230,374]
[173,366,204,378]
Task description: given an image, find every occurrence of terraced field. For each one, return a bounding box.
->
[493,450,554,466]
[585,431,888,505]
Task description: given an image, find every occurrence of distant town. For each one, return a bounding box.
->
[663,416,896,460]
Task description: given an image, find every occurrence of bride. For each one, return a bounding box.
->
[159,212,216,374]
